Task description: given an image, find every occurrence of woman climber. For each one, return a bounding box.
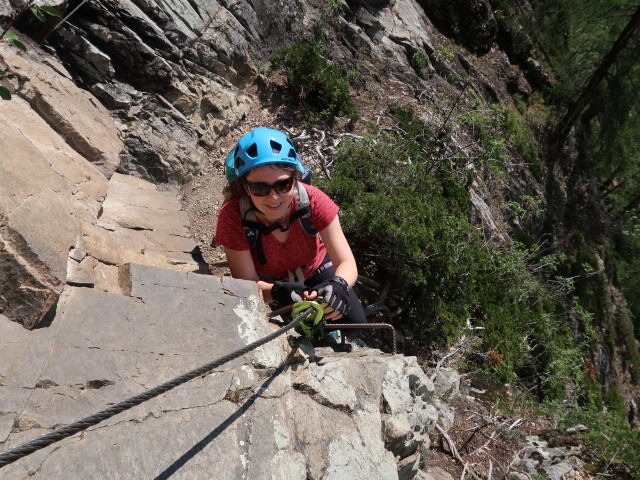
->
[213,127,367,325]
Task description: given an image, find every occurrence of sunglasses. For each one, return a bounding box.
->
[245,176,295,197]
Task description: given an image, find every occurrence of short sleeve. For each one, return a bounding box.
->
[305,184,339,231]
[214,199,250,251]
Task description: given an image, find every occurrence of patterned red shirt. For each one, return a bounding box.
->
[214,184,339,281]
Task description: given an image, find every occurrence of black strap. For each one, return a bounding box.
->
[241,205,314,266]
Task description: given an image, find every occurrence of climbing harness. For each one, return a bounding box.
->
[0,304,319,468]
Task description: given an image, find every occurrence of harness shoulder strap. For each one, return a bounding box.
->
[240,197,260,249]
[239,183,319,267]
[294,183,318,236]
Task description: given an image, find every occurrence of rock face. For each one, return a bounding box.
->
[45,0,259,185]
[417,0,498,55]
[0,33,204,328]
[0,45,117,328]
[0,263,443,479]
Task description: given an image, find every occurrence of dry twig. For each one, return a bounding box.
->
[430,345,464,382]
[435,424,483,480]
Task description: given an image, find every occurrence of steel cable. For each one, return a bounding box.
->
[0,307,315,468]
[326,323,397,354]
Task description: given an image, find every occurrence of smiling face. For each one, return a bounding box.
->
[244,165,296,224]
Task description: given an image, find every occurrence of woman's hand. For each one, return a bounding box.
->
[271,281,307,306]
[308,277,350,321]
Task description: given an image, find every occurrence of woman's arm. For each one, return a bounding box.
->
[313,215,358,320]
[319,215,358,287]
[223,247,276,303]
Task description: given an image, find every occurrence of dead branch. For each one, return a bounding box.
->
[459,463,468,480]
[435,424,483,480]
[430,345,464,382]
[464,409,500,425]
[468,429,499,457]
[357,276,382,290]
[310,128,331,179]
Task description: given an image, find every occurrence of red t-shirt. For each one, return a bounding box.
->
[214,184,339,281]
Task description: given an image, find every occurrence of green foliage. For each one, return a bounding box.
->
[1,28,27,51]
[559,405,640,478]
[433,45,455,60]
[503,109,537,166]
[494,387,638,478]
[456,103,512,172]
[31,6,62,22]
[321,106,591,398]
[410,52,428,77]
[267,42,358,124]
[524,2,640,347]
[0,72,10,100]
[617,218,640,339]
[419,449,430,469]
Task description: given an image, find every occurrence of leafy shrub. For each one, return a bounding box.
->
[410,52,428,77]
[321,105,591,398]
[267,43,358,123]
[559,405,640,479]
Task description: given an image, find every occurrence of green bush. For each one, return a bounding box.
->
[321,105,591,398]
[267,43,359,123]
[559,406,640,479]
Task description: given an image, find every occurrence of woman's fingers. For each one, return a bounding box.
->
[303,290,319,301]
[322,304,344,320]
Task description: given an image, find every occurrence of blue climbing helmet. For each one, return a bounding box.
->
[225,127,305,180]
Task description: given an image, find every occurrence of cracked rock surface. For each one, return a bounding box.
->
[1,264,443,479]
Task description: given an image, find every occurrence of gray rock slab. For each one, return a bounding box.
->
[289,391,398,480]
[0,95,109,204]
[543,461,574,480]
[0,415,13,444]
[98,195,191,236]
[0,92,114,329]
[0,242,59,329]
[0,266,288,478]
[107,172,183,211]
[421,466,455,480]
[0,263,439,478]
[245,396,307,480]
[66,254,98,286]
[1,40,123,173]
[431,367,461,398]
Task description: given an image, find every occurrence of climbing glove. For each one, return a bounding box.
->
[313,276,351,316]
[271,281,306,307]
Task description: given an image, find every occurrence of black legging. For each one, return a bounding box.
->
[304,264,367,325]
